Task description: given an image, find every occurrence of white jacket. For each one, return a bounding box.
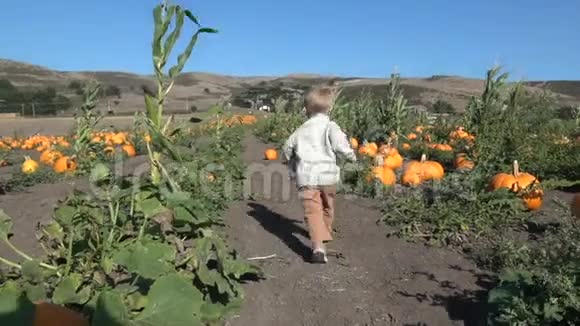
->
[283,113,356,187]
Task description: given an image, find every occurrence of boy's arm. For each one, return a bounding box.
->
[282,131,297,162]
[328,122,356,162]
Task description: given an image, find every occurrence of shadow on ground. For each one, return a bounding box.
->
[396,266,496,326]
[246,202,311,262]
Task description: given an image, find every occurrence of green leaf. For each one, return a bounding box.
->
[54,205,77,226]
[165,191,192,207]
[134,273,203,326]
[144,95,160,128]
[0,282,35,326]
[168,30,200,79]
[488,288,512,304]
[41,222,64,242]
[126,292,148,311]
[21,260,44,283]
[91,290,130,326]
[23,283,46,303]
[183,9,201,26]
[112,240,176,279]
[198,28,218,34]
[52,273,91,305]
[543,303,564,321]
[174,206,195,223]
[90,163,111,184]
[200,301,228,322]
[0,209,13,240]
[86,207,106,225]
[137,197,167,218]
[101,256,114,274]
[163,8,185,62]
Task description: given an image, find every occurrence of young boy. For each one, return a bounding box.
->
[283,86,357,263]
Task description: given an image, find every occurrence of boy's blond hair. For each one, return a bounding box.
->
[304,86,339,115]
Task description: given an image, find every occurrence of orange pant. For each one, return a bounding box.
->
[299,185,336,244]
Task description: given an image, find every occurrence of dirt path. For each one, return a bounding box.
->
[225,135,492,326]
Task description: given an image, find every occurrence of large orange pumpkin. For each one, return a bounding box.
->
[54,156,77,174]
[488,160,538,192]
[401,154,445,186]
[571,194,580,218]
[33,302,89,326]
[489,160,543,211]
[264,149,278,160]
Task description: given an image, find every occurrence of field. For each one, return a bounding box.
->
[1,2,580,326]
[1,68,578,326]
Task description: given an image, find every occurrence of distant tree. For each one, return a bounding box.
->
[203,88,210,94]
[104,85,122,98]
[556,105,578,120]
[68,80,83,90]
[432,99,455,114]
[190,105,198,112]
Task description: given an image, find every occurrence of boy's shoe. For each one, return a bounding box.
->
[311,249,328,264]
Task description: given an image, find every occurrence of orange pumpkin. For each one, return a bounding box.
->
[402,143,411,150]
[522,189,544,211]
[489,160,538,192]
[454,153,475,171]
[401,154,445,186]
[53,156,77,174]
[378,144,404,170]
[40,149,63,166]
[449,127,470,140]
[350,137,359,149]
[121,144,136,157]
[367,166,396,186]
[428,143,453,152]
[358,142,378,157]
[111,132,127,145]
[407,133,418,140]
[33,302,89,326]
[571,194,580,218]
[264,149,278,160]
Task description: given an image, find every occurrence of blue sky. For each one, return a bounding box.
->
[0,0,578,80]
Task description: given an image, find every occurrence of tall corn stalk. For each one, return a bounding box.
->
[72,81,102,156]
[144,1,217,184]
[372,73,409,144]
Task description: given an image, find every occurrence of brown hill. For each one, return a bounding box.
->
[1,58,579,115]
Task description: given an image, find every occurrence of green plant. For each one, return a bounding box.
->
[332,73,411,144]
[253,112,304,147]
[71,81,105,173]
[487,219,580,325]
[0,165,62,192]
[382,172,531,246]
[0,3,260,325]
[142,1,217,185]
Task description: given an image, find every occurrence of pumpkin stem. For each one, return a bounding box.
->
[374,155,384,167]
[513,160,520,177]
[420,154,427,162]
